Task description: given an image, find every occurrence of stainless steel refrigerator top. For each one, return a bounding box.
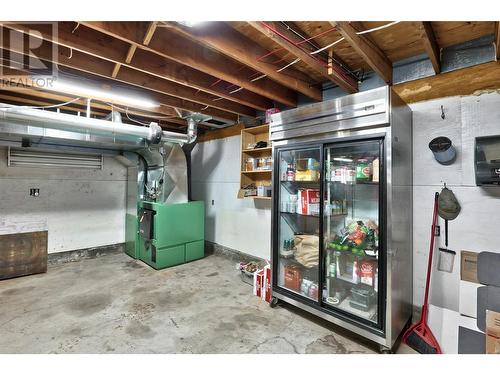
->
[269,86,412,352]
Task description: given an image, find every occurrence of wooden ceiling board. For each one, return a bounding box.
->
[357,21,426,62]
[431,21,496,48]
[228,21,325,83]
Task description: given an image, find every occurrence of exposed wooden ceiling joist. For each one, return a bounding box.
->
[163,21,322,101]
[393,61,500,104]
[0,45,238,121]
[420,22,441,74]
[80,21,297,107]
[0,22,262,115]
[247,21,358,94]
[331,21,393,84]
[0,91,112,118]
[0,86,183,122]
[0,26,249,120]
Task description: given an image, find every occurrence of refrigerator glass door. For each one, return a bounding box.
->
[276,147,321,300]
[322,140,382,324]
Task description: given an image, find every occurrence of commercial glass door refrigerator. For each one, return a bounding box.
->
[269,87,412,352]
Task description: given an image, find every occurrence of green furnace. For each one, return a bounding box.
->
[123,141,205,269]
[135,201,204,269]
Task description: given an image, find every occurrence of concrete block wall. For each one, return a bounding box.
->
[191,135,271,260]
[0,147,127,253]
[191,91,500,313]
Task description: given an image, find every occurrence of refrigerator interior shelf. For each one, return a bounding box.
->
[324,296,378,322]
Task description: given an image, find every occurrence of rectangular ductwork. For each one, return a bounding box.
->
[7,147,103,169]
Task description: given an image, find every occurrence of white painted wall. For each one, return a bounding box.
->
[410,92,500,311]
[191,135,271,260]
[192,92,500,315]
[0,147,127,253]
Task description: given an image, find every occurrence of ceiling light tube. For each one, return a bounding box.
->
[48,79,158,109]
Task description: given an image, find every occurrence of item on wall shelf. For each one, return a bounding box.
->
[403,192,442,354]
[239,124,271,200]
[245,158,257,171]
[429,137,457,165]
[257,185,272,197]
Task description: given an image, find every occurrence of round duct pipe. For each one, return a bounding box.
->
[0,105,194,145]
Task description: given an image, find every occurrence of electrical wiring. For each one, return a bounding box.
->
[250,74,267,82]
[276,58,301,73]
[357,21,400,35]
[109,103,177,127]
[310,21,401,56]
[0,97,82,110]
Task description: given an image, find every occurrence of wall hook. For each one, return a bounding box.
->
[440,105,445,120]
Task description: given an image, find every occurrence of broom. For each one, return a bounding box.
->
[402,192,442,354]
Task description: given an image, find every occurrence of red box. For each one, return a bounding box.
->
[298,189,320,216]
[262,265,272,303]
[253,269,264,298]
[284,265,301,291]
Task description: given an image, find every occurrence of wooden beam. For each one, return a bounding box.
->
[0,91,111,117]
[81,21,297,107]
[164,21,322,101]
[420,22,441,74]
[1,22,267,113]
[393,61,500,103]
[197,123,245,143]
[125,44,137,63]
[0,48,237,121]
[331,21,392,84]
[142,22,158,46]
[247,21,357,94]
[0,26,254,119]
[111,63,121,78]
[496,22,500,60]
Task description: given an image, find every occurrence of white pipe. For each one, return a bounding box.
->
[86,98,91,118]
[0,105,191,145]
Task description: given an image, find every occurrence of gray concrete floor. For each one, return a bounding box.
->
[0,252,415,354]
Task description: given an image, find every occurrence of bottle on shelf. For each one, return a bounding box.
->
[356,158,372,182]
[372,158,380,182]
[286,162,296,181]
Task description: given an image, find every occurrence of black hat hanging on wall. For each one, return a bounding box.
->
[429,137,457,165]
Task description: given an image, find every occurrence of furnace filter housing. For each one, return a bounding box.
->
[429,137,457,165]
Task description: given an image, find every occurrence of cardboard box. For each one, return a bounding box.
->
[262,265,272,303]
[253,269,264,298]
[486,310,500,354]
[461,251,479,284]
[298,189,320,216]
[284,264,301,291]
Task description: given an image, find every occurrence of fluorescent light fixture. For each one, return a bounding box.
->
[177,21,205,28]
[333,157,353,162]
[48,79,158,109]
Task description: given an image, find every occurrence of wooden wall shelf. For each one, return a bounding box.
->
[239,124,272,200]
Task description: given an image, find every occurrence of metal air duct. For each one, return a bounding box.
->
[0,105,195,145]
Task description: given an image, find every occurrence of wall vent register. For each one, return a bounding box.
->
[7,147,103,169]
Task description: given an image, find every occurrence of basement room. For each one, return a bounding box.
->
[1,1,499,372]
